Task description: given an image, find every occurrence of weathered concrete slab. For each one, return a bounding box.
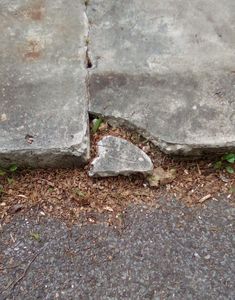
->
[89,136,153,177]
[0,0,89,167]
[88,0,235,155]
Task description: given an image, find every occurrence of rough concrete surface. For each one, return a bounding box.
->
[89,136,153,177]
[1,0,235,167]
[88,0,235,155]
[0,0,89,167]
[0,197,234,299]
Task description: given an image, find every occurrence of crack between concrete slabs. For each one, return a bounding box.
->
[84,1,92,71]
[82,1,191,157]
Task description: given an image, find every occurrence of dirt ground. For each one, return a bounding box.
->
[0,123,234,225]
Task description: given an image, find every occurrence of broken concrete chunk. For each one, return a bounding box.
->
[89,136,153,177]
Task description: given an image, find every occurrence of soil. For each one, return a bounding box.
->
[0,122,234,225]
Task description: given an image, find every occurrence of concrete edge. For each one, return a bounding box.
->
[88,111,235,157]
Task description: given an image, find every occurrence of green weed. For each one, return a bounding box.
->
[30,232,41,242]
[215,153,235,174]
[92,117,103,134]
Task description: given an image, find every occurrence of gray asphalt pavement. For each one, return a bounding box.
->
[0,197,234,300]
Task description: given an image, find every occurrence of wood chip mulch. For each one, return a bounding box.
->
[0,123,234,225]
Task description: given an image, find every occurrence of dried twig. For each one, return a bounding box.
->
[197,163,201,175]
[198,194,212,203]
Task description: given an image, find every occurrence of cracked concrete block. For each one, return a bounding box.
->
[0,0,89,167]
[89,136,153,177]
[88,0,235,156]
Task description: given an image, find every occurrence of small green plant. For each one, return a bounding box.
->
[215,153,235,174]
[0,164,18,175]
[229,186,235,194]
[9,164,18,173]
[48,187,54,193]
[92,117,103,134]
[30,232,41,242]
[7,178,14,185]
[74,188,85,197]
[0,169,6,176]
[0,164,18,193]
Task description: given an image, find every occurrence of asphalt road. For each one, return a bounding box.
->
[0,197,234,300]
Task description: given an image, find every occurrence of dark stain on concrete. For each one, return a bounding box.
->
[90,72,199,95]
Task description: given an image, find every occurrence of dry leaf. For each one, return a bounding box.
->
[147,167,176,187]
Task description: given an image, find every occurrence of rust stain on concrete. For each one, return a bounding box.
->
[23,0,45,21]
[23,40,42,60]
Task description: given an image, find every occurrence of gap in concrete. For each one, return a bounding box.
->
[84,0,93,70]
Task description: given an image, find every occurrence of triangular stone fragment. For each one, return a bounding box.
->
[89,136,153,177]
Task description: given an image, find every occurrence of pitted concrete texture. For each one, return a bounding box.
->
[88,0,235,155]
[0,0,89,167]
